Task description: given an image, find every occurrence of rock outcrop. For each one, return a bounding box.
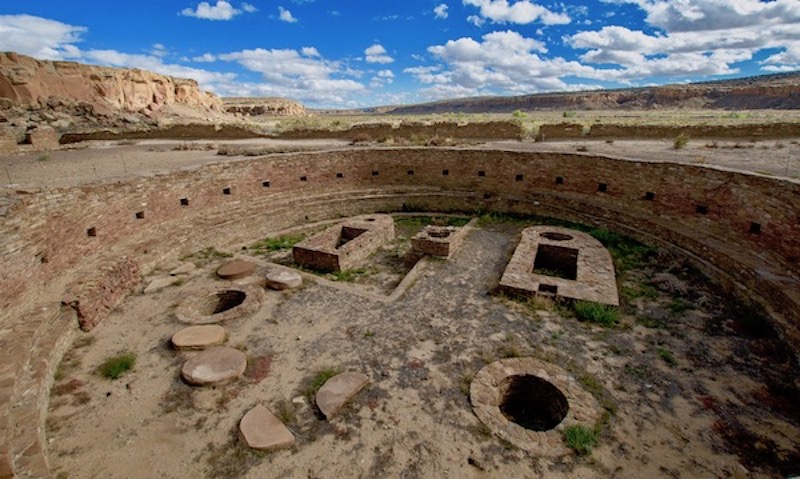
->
[0,52,221,113]
[224,97,307,117]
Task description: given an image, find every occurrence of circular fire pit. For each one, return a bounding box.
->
[175,286,263,324]
[470,357,603,455]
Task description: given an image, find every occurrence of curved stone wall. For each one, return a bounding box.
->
[1,147,799,476]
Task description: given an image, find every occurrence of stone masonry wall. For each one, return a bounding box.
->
[1,146,799,477]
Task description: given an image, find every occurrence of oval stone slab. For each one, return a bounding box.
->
[315,372,370,419]
[239,404,295,451]
[217,260,256,280]
[171,325,226,351]
[265,269,303,290]
[181,346,246,386]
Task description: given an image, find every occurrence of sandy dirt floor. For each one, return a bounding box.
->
[1,137,799,189]
[45,216,800,479]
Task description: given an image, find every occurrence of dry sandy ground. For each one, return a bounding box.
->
[45,217,800,479]
[1,137,799,189]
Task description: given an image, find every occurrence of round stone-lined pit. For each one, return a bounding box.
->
[171,325,226,351]
[470,357,603,455]
[499,375,569,431]
[175,286,263,324]
[181,346,247,386]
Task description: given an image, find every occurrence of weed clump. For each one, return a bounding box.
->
[574,301,619,326]
[673,132,690,149]
[97,351,136,380]
[563,424,599,455]
[249,233,305,254]
[303,366,342,400]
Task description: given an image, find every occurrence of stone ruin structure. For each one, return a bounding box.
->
[499,226,619,306]
[410,224,468,259]
[292,214,395,272]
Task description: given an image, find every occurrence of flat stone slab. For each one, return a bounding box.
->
[316,372,370,419]
[217,260,256,280]
[181,347,247,386]
[240,404,295,451]
[171,325,226,351]
[265,269,303,290]
[143,276,181,294]
[170,263,196,276]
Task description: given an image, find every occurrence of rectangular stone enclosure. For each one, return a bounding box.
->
[499,226,619,306]
[293,214,395,272]
[410,224,468,259]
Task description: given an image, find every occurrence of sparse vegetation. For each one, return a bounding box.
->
[658,347,677,366]
[331,268,368,282]
[180,246,233,265]
[673,132,690,149]
[97,351,136,380]
[303,366,342,400]
[564,424,599,455]
[574,301,619,326]
[37,153,50,161]
[249,233,305,254]
[563,110,577,118]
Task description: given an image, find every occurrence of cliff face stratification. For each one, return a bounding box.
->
[223,97,308,117]
[0,52,222,113]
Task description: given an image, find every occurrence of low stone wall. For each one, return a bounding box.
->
[277,121,522,141]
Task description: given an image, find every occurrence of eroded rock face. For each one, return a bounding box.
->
[0,52,222,113]
[223,97,307,117]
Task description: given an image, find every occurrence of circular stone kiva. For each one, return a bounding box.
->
[181,346,247,386]
[171,325,226,351]
[217,260,256,280]
[265,269,303,290]
[470,357,603,455]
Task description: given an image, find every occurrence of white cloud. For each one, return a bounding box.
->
[301,47,321,57]
[462,0,571,26]
[242,3,258,13]
[377,69,395,78]
[181,1,241,20]
[0,14,86,60]
[192,53,217,62]
[434,4,449,19]
[467,15,485,27]
[571,0,800,77]
[365,44,394,64]
[217,48,365,105]
[278,6,298,23]
[409,30,601,99]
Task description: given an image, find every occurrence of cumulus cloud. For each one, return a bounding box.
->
[408,30,601,99]
[181,1,242,20]
[278,6,298,23]
[571,0,800,78]
[217,47,365,105]
[192,53,217,62]
[242,3,258,13]
[0,14,86,60]
[434,4,449,19]
[463,0,571,26]
[365,44,394,64]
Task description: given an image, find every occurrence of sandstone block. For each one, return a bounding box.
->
[143,276,181,294]
[265,269,303,290]
[171,325,226,351]
[316,372,370,419]
[181,347,246,386]
[239,404,295,451]
[217,260,256,280]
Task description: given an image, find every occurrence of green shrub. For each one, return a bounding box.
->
[673,133,690,149]
[658,347,677,366]
[563,424,598,455]
[574,301,619,326]
[249,233,305,254]
[563,110,577,118]
[98,352,136,380]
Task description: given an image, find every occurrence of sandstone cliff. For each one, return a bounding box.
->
[223,97,307,117]
[0,52,221,113]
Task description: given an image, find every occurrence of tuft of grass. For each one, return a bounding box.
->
[668,298,693,314]
[303,366,342,400]
[37,153,51,162]
[331,268,367,282]
[97,351,136,380]
[574,301,619,326]
[658,347,677,366]
[563,424,599,456]
[249,233,305,254]
[563,110,577,118]
[673,132,690,150]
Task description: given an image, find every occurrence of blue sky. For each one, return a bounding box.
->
[1,1,799,108]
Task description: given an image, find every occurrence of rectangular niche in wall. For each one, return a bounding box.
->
[223,187,231,195]
[135,211,145,219]
[87,227,97,237]
[180,198,190,206]
[598,183,608,192]
[262,180,270,188]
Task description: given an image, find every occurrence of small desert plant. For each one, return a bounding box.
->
[563,424,599,455]
[673,133,690,150]
[37,153,50,162]
[563,110,577,118]
[303,366,342,400]
[97,351,136,379]
[658,347,677,366]
[331,268,367,282]
[574,301,619,326]
[249,233,305,254]
[511,109,527,120]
